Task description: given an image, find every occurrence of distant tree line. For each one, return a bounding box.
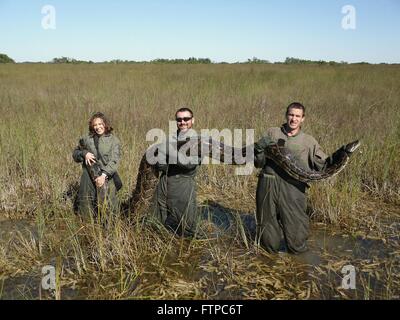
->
[48,56,371,65]
[282,57,348,65]
[246,57,271,64]
[0,53,15,63]
[151,57,212,64]
[42,56,390,65]
[1,53,396,65]
[50,57,212,64]
[51,57,94,64]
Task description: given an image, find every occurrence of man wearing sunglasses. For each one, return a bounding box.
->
[150,107,203,238]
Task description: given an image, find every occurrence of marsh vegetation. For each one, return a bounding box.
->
[0,64,399,299]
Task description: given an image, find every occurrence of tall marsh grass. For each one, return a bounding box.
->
[0,63,399,299]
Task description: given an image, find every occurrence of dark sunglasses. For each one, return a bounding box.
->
[176,117,192,123]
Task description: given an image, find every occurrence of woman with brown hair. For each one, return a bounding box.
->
[73,112,122,217]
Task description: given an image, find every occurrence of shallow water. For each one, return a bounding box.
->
[0,272,82,300]
[201,203,392,260]
[200,203,399,299]
[0,218,82,300]
[0,205,398,299]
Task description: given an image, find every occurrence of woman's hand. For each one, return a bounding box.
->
[95,174,107,188]
[85,152,96,166]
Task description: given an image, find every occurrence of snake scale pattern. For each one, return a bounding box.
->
[126,138,360,215]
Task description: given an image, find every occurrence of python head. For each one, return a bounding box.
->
[344,140,361,156]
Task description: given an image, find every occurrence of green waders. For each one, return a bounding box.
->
[151,172,198,237]
[76,167,118,218]
[149,130,202,238]
[254,126,329,254]
[256,170,308,254]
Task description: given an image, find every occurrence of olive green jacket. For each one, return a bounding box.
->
[254,125,328,173]
[73,133,121,177]
[154,129,200,177]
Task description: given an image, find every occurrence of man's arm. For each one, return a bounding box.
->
[311,142,330,171]
[176,138,199,171]
[318,143,352,171]
[254,134,276,168]
[72,137,89,163]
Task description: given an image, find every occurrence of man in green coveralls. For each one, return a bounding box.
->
[151,107,202,237]
[254,102,329,254]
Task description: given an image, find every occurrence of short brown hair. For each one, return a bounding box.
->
[286,102,305,116]
[88,112,114,135]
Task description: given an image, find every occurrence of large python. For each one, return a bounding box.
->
[125,137,360,215]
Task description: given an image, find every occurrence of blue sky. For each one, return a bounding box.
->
[0,0,399,63]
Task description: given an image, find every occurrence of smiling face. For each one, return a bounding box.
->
[286,107,305,135]
[176,110,194,133]
[92,117,106,136]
